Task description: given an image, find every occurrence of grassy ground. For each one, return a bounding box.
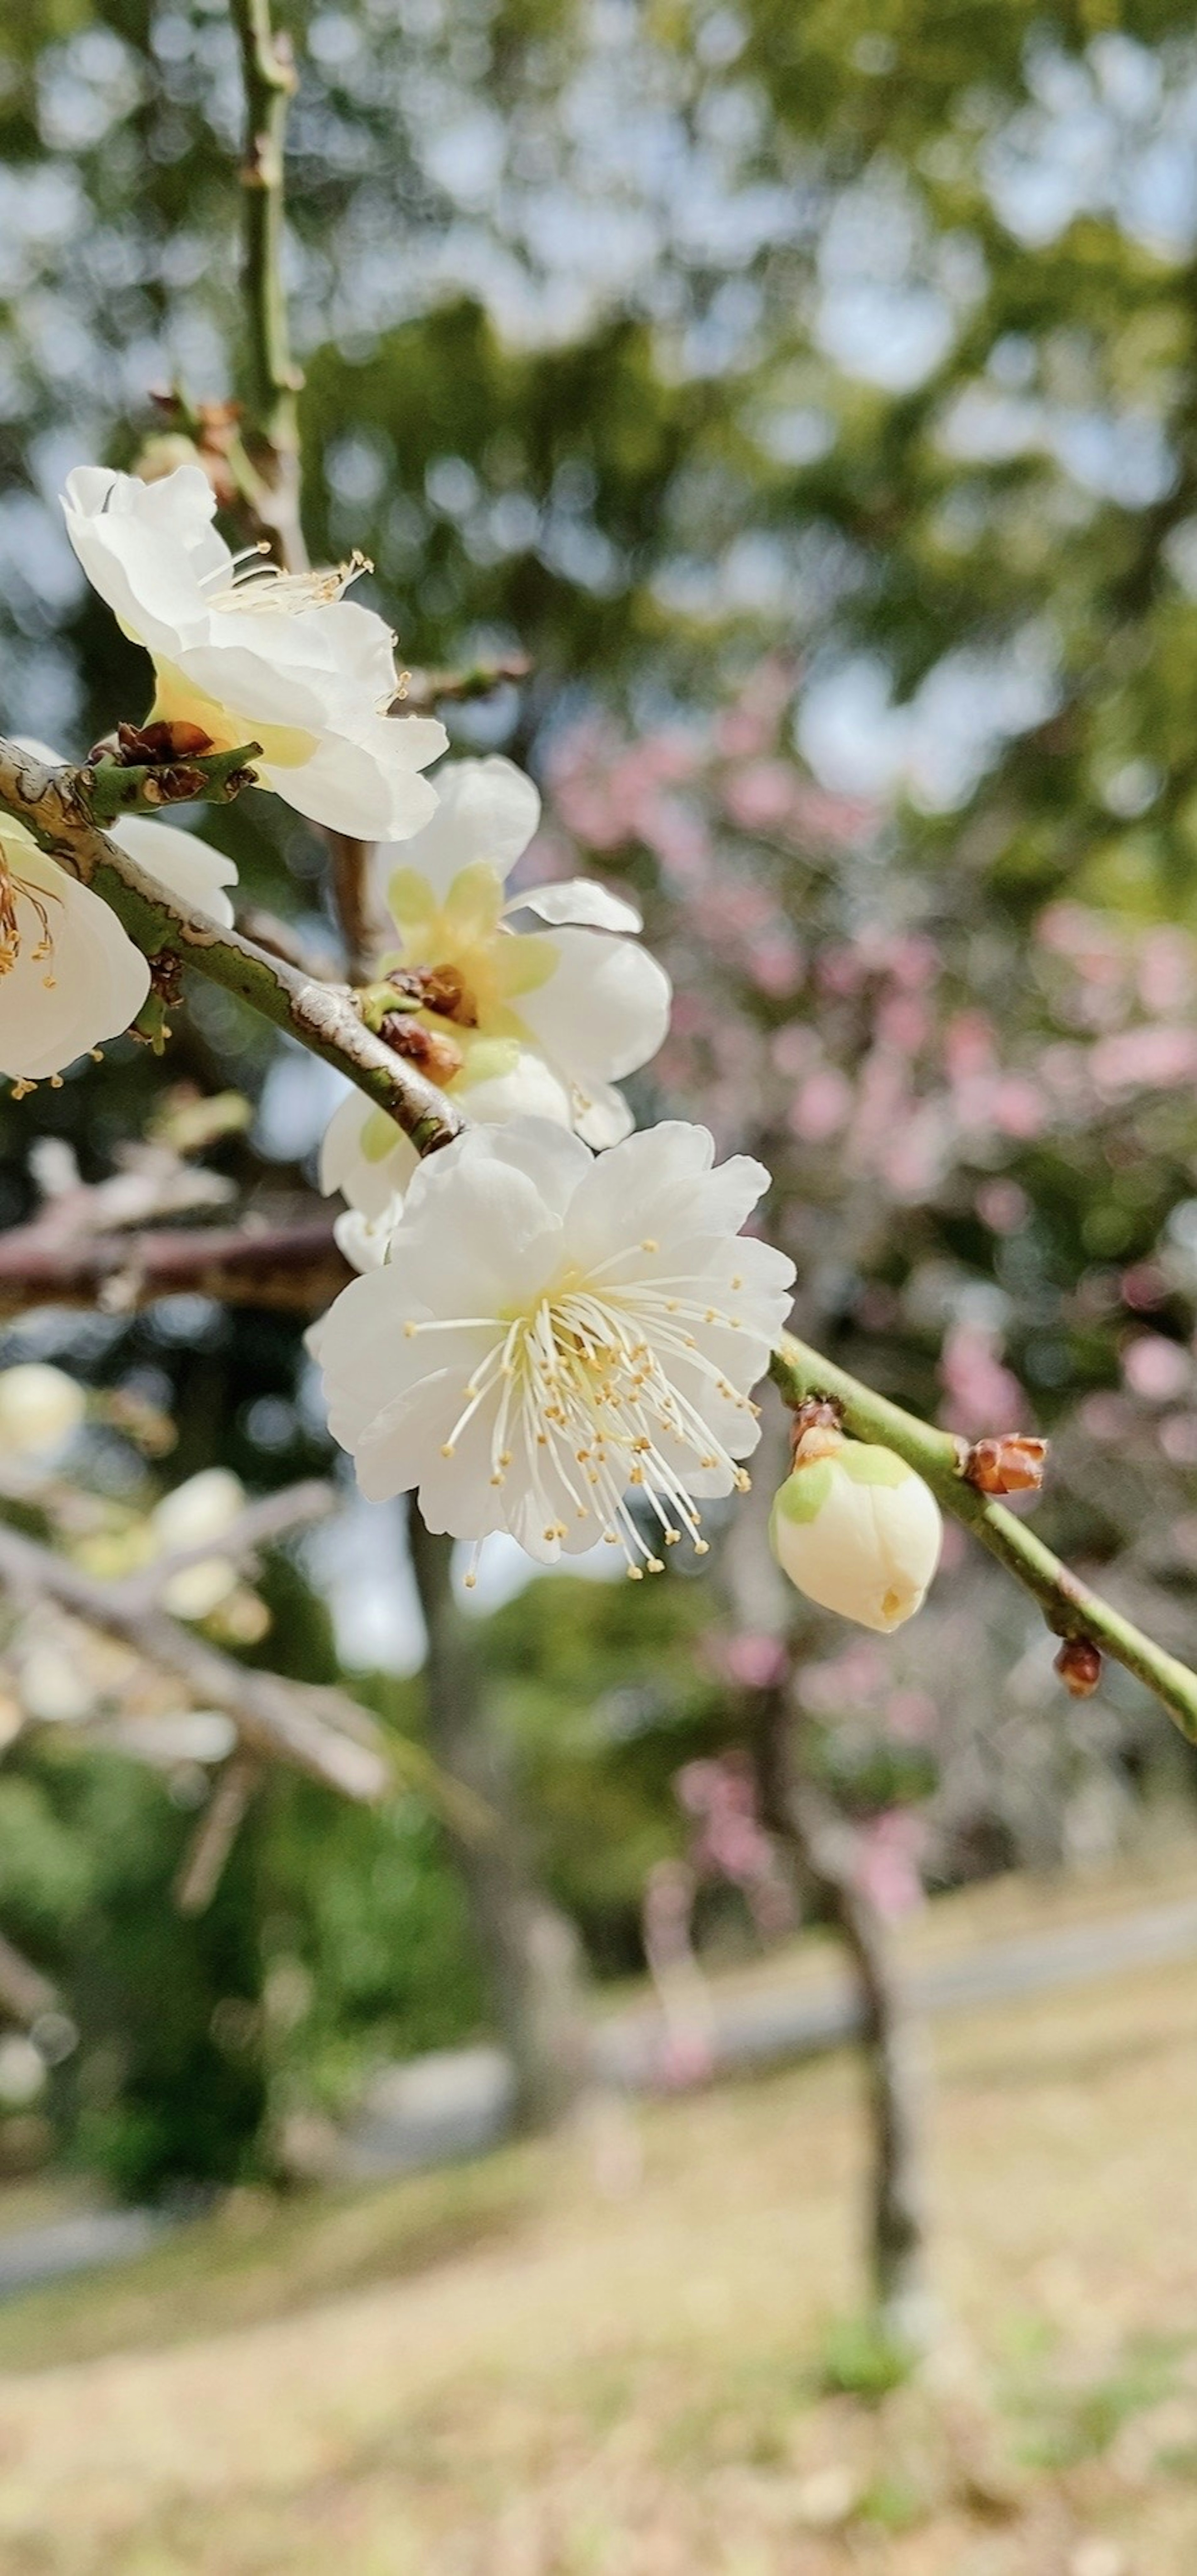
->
[5,1861,1197,2569]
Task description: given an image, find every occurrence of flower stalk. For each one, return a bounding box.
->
[770,1330,1197,1746]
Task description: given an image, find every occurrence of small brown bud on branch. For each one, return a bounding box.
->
[380,1017,465,1087]
[788,1393,844,1467]
[1055,1636,1102,1697]
[964,1435,1049,1496]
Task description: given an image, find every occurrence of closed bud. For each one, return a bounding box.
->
[769,1431,943,1634]
[1054,1636,1102,1698]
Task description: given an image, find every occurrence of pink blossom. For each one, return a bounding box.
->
[803,1640,888,1712]
[1121,1263,1167,1311]
[1138,929,1195,1016]
[1089,1025,1197,1096]
[1122,1334,1191,1403]
[791,1066,853,1141]
[1079,1392,1136,1442]
[1160,1412,1197,1464]
[977,1178,1031,1234]
[875,993,929,1056]
[939,1320,1028,1435]
[721,759,801,833]
[853,1810,926,1920]
[943,1010,996,1082]
[720,1632,789,1691]
[746,931,804,997]
[991,1075,1047,1140]
[884,1689,938,1743]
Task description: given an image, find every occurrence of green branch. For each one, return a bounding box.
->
[770,1332,1197,1745]
[229,0,306,567]
[81,745,262,825]
[0,740,462,1159]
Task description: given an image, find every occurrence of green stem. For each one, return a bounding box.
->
[229,0,306,567]
[0,740,461,1159]
[770,1332,1197,1744]
[81,745,262,825]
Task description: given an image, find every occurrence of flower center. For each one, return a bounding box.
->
[0,852,59,986]
[407,1270,757,1579]
[201,545,373,617]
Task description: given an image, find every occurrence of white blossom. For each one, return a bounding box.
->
[62,464,447,840]
[0,788,237,1081]
[310,1117,794,1577]
[149,1465,245,1620]
[320,756,671,1249]
[769,1433,942,1632]
[0,1362,85,1459]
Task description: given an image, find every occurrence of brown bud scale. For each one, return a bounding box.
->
[964,1435,1049,1496]
[1055,1637,1102,1698]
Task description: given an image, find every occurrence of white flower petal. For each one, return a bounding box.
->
[517,926,671,1085]
[573,1081,635,1150]
[457,1049,572,1129]
[0,824,149,1079]
[333,1204,403,1273]
[62,464,224,657]
[111,815,238,927]
[319,1089,418,1221]
[506,878,643,933]
[375,756,539,903]
[258,715,445,841]
[63,463,446,840]
[310,1117,794,1573]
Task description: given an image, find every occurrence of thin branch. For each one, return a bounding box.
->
[0,740,462,1161]
[116,1478,334,1613]
[229,0,306,569]
[174,1754,262,1914]
[401,652,532,714]
[0,1213,351,1318]
[0,1519,387,1800]
[770,1330,1197,1746]
[323,828,383,980]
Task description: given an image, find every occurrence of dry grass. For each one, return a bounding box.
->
[5,1867,1197,2570]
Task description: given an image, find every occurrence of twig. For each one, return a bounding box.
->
[323,828,383,980]
[401,652,532,714]
[116,1478,334,1613]
[0,1213,351,1317]
[0,1518,387,1799]
[234,908,340,981]
[770,1330,1197,1746]
[174,1755,262,1913]
[0,740,462,1161]
[229,0,306,569]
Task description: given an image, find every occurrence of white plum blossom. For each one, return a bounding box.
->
[319,757,672,1252]
[62,464,447,840]
[0,780,238,1081]
[770,1431,942,1632]
[310,1117,795,1578]
[0,1363,85,1460]
[149,1466,247,1620]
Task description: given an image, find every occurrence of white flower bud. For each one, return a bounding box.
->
[769,1435,942,1634]
[152,1467,246,1620]
[0,1363,85,1461]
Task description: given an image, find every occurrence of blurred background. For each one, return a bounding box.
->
[5,1,1197,2568]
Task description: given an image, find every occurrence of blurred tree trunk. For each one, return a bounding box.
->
[725,1443,935,2348]
[407,1506,589,2132]
[751,1683,935,2348]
